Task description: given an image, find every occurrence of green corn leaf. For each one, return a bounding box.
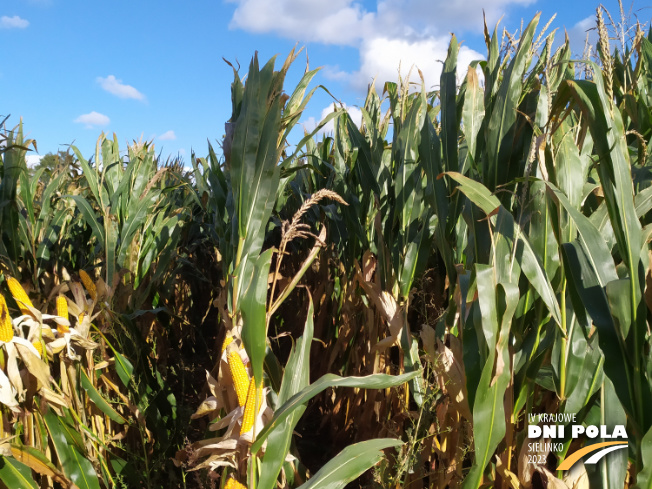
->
[560,241,634,421]
[42,411,100,489]
[420,116,456,281]
[71,146,101,205]
[241,248,274,389]
[0,456,38,489]
[462,64,485,165]
[10,444,67,485]
[80,369,126,424]
[545,183,618,285]
[295,439,403,489]
[252,370,420,454]
[560,319,603,415]
[113,351,134,388]
[445,172,562,328]
[258,295,315,489]
[484,13,539,190]
[116,196,155,268]
[463,268,518,489]
[441,35,459,173]
[66,195,105,250]
[230,54,283,261]
[104,218,118,290]
[585,377,628,489]
[634,425,652,489]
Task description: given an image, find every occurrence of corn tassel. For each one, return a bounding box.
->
[0,294,13,343]
[240,378,262,435]
[79,270,97,301]
[224,478,247,489]
[228,350,250,407]
[7,277,34,316]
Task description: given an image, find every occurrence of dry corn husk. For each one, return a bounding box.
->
[190,333,275,471]
[421,325,471,420]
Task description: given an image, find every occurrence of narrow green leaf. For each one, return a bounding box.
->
[71,146,101,204]
[462,65,485,164]
[42,411,100,489]
[258,296,314,489]
[634,425,652,489]
[296,439,402,489]
[80,369,126,424]
[445,172,562,327]
[560,242,634,419]
[0,456,38,489]
[252,370,420,454]
[66,195,104,246]
[585,377,628,489]
[485,13,540,190]
[441,35,459,173]
[545,183,618,285]
[113,351,134,388]
[463,271,518,489]
[241,249,274,387]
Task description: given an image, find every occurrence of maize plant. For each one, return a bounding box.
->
[1,4,652,489]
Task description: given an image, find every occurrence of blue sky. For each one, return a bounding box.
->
[2,0,646,164]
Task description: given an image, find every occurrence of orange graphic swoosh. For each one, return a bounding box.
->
[558,441,628,470]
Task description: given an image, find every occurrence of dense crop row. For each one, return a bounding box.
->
[0,6,651,489]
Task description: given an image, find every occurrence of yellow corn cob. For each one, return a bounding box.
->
[79,270,97,301]
[32,340,43,357]
[7,277,34,316]
[240,378,262,435]
[224,478,247,489]
[56,296,70,333]
[56,296,68,321]
[221,335,233,354]
[227,350,250,407]
[0,294,14,343]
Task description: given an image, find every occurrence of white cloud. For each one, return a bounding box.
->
[25,155,42,168]
[303,103,363,135]
[375,0,534,37]
[97,75,145,100]
[1,15,29,29]
[226,0,527,91]
[350,36,483,90]
[566,15,598,57]
[74,111,110,128]
[229,0,375,45]
[158,130,176,141]
[228,0,535,46]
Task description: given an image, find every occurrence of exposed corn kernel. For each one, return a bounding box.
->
[56,296,70,333]
[224,478,247,489]
[56,296,68,321]
[32,340,43,357]
[79,270,97,301]
[221,335,233,354]
[7,277,35,316]
[0,294,14,343]
[227,350,250,407]
[240,378,263,435]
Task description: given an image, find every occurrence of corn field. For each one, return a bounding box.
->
[1,6,652,489]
